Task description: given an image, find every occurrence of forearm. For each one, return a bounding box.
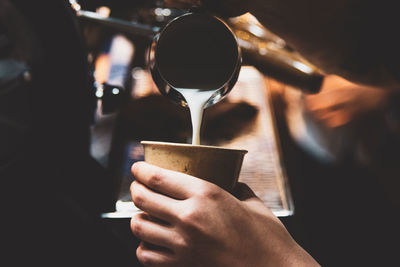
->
[246,0,400,89]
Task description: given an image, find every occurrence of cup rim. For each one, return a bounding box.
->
[141,140,248,154]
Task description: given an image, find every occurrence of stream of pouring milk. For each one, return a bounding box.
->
[176,88,217,145]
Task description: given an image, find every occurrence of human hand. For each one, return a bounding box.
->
[304,75,389,129]
[283,75,392,162]
[130,162,319,267]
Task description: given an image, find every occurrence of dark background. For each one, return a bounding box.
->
[1,0,399,266]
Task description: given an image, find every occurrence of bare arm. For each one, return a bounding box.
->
[166,0,400,89]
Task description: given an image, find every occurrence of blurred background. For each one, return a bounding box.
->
[1,0,399,266]
[77,1,400,265]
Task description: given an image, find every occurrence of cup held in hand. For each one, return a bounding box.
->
[141,141,247,192]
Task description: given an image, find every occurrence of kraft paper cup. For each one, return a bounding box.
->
[141,141,247,193]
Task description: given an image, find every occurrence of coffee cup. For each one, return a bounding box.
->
[141,141,247,192]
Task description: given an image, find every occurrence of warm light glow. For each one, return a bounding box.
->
[94,53,110,84]
[292,61,313,74]
[248,25,265,38]
[96,6,111,18]
[69,0,81,12]
[259,47,268,55]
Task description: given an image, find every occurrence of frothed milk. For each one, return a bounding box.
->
[176,88,217,145]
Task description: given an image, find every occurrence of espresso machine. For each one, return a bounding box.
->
[64,0,327,218]
[0,0,327,220]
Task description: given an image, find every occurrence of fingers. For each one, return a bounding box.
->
[131,181,180,223]
[132,162,207,200]
[131,212,179,250]
[137,241,176,267]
